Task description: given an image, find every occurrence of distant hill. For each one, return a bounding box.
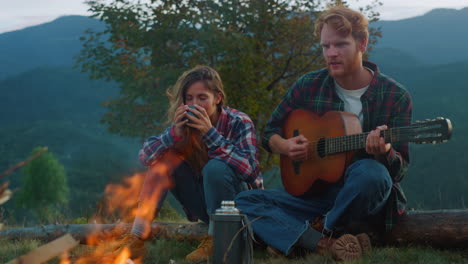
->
[0,16,104,80]
[400,60,468,209]
[373,7,468,65]
[1,8,467,80]
[368,47,424,74]
[0,120,142,218]
[0,66,144,219]
[0,66,118,127]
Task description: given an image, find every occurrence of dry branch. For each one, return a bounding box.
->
[1,210,467,248]
[0,147,48,179]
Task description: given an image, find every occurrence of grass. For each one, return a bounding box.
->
[1,237,467,264]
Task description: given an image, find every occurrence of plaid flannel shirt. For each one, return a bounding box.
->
[263,61,412,231]
[139,106,263,189]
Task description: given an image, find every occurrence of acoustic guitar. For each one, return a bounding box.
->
[280,110,453,196]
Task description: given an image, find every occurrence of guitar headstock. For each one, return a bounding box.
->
[410,117,452,144]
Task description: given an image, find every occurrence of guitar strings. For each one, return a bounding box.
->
[301,125,445,154]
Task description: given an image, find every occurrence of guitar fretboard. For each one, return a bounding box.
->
[325,128,404,155]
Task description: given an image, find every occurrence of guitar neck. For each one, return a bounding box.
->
[325,128,403,155]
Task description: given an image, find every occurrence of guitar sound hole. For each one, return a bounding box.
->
[317,138,326,158]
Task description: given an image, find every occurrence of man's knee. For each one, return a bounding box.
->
[235,189,263,203]
[347,159,392,193]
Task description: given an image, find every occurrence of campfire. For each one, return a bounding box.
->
[62,156,177,264]
[67,172,148,264]
[5,154,180,264]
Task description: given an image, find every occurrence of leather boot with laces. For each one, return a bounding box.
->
[185,234,213,263]
[317,233,372,261]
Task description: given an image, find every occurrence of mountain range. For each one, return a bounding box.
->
[1,8,467,220]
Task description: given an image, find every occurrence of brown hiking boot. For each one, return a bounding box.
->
[330,234,362,261]
[317,233,371,261]
[185,235,213,263]
[356,233,372,254]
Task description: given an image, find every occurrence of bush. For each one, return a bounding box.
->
[16,147,69,223]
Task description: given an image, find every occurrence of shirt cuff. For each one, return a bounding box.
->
[262,131,280,153]
[170,126,183,142]
[386,147,397,165]
[202,127,223,149]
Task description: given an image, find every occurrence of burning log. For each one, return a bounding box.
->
[0,209,467,248]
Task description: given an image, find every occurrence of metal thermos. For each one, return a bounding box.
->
[212,200,248,264]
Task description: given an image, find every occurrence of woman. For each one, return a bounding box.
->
[127,65,262,263]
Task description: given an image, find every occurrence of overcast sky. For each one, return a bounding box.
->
[1,0,468,34]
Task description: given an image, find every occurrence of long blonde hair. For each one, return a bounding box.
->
[166,65,226,175]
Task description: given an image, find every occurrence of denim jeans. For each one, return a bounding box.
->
[138,158,247,233]
[235,159,392,255]
[170,159,248,223]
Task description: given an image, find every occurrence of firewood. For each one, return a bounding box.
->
[0,222,208,244]
[6,234,79,264]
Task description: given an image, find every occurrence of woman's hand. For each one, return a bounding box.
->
[173,104,189,138]
[185,104,213,135]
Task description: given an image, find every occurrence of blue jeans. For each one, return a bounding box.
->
[139,158,247,226]
[235,159,392,255]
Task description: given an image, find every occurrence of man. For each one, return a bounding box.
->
[235,5,412,261]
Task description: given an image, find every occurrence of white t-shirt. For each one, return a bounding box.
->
[334,68,374,125]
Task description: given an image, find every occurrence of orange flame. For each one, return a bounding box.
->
[69,151,182,263]
[114,247,131,264]
[59,251,71,264]
[103,172,147,222]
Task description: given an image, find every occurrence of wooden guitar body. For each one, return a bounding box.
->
[280,109,452,197]
[280,110,362,196]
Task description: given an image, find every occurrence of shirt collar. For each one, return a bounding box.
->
[324,60,380,101]
[215,106,228,131]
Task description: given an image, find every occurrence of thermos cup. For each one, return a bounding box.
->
[212,200,250,264]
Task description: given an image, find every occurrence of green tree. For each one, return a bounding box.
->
[16,147,69,222]
[78,0,381,169]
